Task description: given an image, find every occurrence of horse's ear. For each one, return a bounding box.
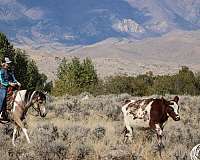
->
[124,99,131,105]
[174,96,179,103]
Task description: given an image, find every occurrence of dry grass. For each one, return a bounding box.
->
[0,93,199,160]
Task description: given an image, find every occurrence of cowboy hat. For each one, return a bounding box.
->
[4,57,12,64]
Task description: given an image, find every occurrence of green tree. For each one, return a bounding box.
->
[104,75,133,95]
[53,57,98,96]
[0,32,15,61]
[0,32,51,92]
[81,57,98,90]
[152,75,174,95]
[173,66,198,95]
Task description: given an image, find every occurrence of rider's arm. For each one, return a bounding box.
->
[11,73,17,83]
[11,72,21,87]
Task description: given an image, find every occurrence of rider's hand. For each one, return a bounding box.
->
[9,82,16,87]
[16,82,21,87]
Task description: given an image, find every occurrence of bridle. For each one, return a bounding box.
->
[30,97,46,117]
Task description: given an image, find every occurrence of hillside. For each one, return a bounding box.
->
[1,0,199,80]
[0,0,199,45]
[22,30,200,80]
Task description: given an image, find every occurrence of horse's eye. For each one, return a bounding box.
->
[38,101,43,104]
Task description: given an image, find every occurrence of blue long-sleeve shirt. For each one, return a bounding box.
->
[0,68,17,88]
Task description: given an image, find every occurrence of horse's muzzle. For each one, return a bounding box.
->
[40,112,47,117]
[175,115,180,121]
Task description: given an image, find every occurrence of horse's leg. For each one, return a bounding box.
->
[155,124,163,147]
[13,117,31,144]
[125,125,133,143]
[121,126,128,143]
[22,127,31,144]
[12,125,18,146]
[149,121,164,147]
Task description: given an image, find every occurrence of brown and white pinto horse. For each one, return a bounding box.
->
[0,90,47,146]
[122,96,180,147]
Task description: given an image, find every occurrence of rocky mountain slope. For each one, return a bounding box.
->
[0,0,199,45]
[1,0,199,80]
[26,30,200,80]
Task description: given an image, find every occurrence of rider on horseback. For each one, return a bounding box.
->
[0,57,21,119]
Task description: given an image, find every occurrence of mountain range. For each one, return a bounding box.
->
[0,0,199,45]
[0,0,200,80]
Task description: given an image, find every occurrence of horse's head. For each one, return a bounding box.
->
[32,91,47,117]
[166,96,180,121]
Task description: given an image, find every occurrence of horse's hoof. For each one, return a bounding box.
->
[158,143,165,150]
[152,143,165,151]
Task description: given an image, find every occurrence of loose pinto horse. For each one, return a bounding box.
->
[122,96,180,149]
[0,89,47,146]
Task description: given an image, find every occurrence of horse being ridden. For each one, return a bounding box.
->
[10,90,47,146]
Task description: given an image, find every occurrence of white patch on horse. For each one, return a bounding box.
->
[12,127,17,146]
[136,108,144,118]
[29,91,37,103]
[122,100,135,115]
[169,101,179,115]
[12,90,27,112]
[139,101,145,107]
[144,101,154,120]
[42,107,46,114]
[155,124,162,136]
[136,100,153,120]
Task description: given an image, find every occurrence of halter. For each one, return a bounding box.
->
[31,98,44,117]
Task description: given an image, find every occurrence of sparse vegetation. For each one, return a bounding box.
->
[0,94,199,160]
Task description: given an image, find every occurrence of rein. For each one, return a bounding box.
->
[29,104,41,117]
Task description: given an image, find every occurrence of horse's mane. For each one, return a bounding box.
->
[24,90,36,104]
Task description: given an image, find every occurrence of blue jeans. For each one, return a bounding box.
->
[0,87,7,113]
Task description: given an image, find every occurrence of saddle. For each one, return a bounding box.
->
[6,86,18,110]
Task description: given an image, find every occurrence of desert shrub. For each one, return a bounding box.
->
[92,126,106,140]
[101,148,133,160]
[172,145,189,160]
[74,143,94,160]
[55,105,70,117]
[36,124,60,142]
[0,94,199,160]
[61,125,91,143]
[34,140,68,160]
